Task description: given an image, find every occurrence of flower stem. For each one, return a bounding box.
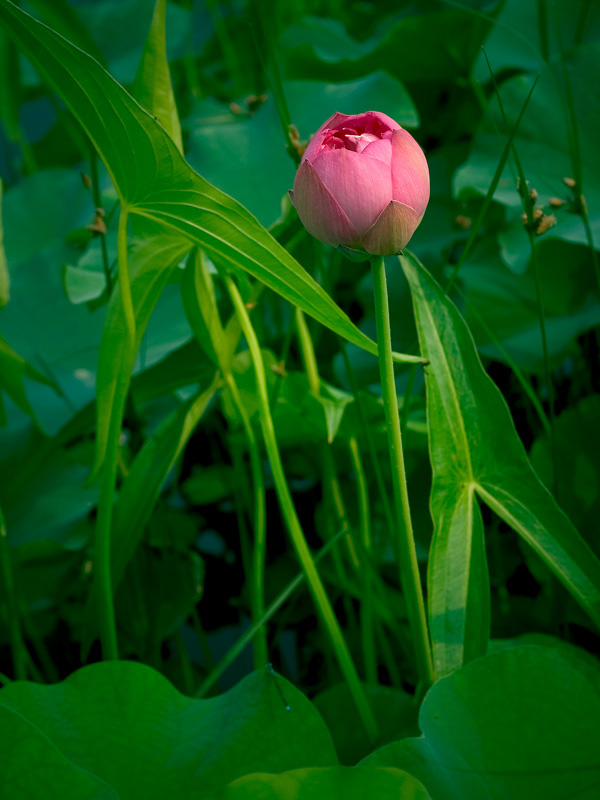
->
[225,372,267,668]
[226,275,379,743]
[371,255,434,690]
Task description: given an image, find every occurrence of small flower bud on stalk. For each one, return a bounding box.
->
[289,111,429,257]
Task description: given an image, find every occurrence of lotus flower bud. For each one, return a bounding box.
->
[289,111,429,256]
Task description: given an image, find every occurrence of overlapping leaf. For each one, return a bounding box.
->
[401,252,600,676]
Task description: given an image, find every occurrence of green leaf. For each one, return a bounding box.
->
[26,0,106,66]
[133,0,182,153]
[363,645,600,800]
[0,661,338,798]
[218,766,431,799]
[401,251,600,674]
[0,703,118,800]
[0,0,411,365]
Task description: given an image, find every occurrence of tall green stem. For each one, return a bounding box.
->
[371,256,434,689]
[94,207,135,660]
[226,275,378,743]
[349,436,377,685]
[225,372,267,668]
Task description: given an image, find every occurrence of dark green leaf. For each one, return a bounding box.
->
[0,661,338,798]
[363,645,600,800]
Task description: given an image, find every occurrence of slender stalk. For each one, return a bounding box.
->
[0,506,27,680]
[296,308,359,570]
[196,528,347,698]
[371,256,434,689]
[225,373,267,668]
[94,207,135,660]
[226,275,379,742]
[342,345,396,539]
[349,436,377,685]
[528,232,557,494]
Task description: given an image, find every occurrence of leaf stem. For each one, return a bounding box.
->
[371,255,434,689]
[226,274,379,743]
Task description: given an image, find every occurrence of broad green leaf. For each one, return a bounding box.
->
[0,661,338,798]
[0,703,117,800]
[91,219,191,478]
[0,180,9,307]
[0,0,413,366]
[363,645,600,800]
[401,252,600,666]
[133,0,182,153]
[218,766,431,799]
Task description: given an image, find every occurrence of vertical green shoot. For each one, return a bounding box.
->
[226,275,379,743]
[371,255,434,690]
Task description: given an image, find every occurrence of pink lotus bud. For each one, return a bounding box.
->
[289,111,429,256]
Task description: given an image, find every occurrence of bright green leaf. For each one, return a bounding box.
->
[133,0,182,153]
[401,251,600,673]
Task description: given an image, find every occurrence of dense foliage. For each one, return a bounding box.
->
[0,0,599,797]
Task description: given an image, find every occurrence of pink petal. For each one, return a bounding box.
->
[292,161,360,247]
[302,112,352,164]
[329,111,400,134]
[361,136,393,166]
[361,200,421,255]
[390,129,430,216]
[311,149,393,236]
